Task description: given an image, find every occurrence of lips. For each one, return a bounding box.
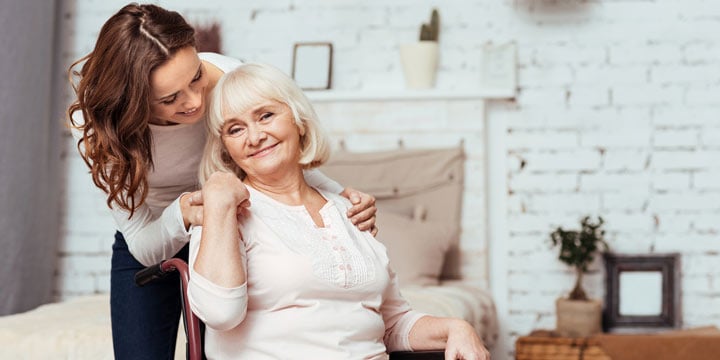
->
[178,106,200,117]
[248,143,278,158]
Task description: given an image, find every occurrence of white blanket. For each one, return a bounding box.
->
[400,283,498,349]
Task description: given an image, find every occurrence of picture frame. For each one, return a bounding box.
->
[291,42,333,90]
[603,253,681,332]
[479,41,517,96]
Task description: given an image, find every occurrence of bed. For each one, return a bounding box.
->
[0,146,498,358]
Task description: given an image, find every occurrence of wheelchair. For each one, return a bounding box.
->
[136,258,444,360]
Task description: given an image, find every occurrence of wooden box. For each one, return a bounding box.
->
[515,330,611,360]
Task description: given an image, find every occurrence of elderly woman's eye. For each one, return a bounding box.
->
[260,113,273,121]
[227,126,245,137]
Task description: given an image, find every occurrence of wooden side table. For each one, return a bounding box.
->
[515,330,611,360]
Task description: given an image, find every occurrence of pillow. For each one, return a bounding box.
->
[376,211,455,287]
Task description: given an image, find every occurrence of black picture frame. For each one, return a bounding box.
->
[291,42,333,90]
[603,253,681,332]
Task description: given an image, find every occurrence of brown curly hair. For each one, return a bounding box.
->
[67,3,196,218]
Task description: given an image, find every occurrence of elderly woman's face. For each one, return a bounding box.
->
[221,99,302,179]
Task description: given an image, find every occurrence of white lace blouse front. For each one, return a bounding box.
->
[188,186,424,360]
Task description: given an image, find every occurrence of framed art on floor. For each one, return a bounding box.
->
[603,253,681,332]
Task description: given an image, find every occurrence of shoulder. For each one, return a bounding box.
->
[199,52,244,73]
[319,189,352,212]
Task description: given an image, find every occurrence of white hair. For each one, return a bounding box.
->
[199,63,330,185]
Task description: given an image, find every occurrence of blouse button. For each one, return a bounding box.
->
[338,265,345,270]
[346,264,352,271]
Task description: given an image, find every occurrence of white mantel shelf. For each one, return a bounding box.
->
[305,88,515,102]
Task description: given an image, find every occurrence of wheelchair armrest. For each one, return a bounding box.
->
[389,350,445,359]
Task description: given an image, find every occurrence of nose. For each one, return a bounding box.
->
[183,88,202,111]
[246,123,267,146]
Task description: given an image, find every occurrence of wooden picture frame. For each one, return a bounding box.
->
[291,42,333,90]
[603,253,681,332]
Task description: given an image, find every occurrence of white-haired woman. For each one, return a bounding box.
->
[187,63,490,359]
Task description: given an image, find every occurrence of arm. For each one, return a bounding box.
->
[408,317,489,359]
[380,264,489,359]
[304,169,378,234]
[72,110,194,266]
[192,171,248,288]
[187,171,250,331]
[187,226,248,331]
[109,194,191,267]
[381,267,428,352]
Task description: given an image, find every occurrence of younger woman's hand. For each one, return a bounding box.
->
[341,187,378,236]
[181,190,203,229]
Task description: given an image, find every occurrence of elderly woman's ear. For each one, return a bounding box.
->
[297,121,306,136]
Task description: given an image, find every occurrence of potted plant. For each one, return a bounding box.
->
[399,8,440,89]
[550,216,609,337]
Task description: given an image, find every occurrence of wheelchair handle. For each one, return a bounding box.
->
[134,262,170,287]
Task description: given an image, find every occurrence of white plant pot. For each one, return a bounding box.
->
[556,297,603,337]
[399,41,439,89]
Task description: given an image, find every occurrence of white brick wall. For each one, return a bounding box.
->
[58,0,720,359]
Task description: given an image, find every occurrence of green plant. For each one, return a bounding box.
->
[549,216,609,301]
[419,8,440,41]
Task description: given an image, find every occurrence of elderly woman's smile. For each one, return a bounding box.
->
[248,142,279,158]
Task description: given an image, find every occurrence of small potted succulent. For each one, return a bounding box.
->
[399,8,440,89]
[550,216,609,337]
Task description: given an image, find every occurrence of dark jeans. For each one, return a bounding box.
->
[111,231,189,360]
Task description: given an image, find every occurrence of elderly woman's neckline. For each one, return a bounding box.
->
[245,179,328,208]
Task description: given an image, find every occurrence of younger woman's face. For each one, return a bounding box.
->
[149,46,209,125]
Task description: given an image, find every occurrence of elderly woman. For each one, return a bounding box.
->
[187,63,490,359]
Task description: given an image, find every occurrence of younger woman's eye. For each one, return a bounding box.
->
[191,68,203,83]
[162,96,177,105]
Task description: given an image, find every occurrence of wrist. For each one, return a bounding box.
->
[179,193,193,229]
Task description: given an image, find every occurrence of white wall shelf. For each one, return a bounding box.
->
[305,88,516,102]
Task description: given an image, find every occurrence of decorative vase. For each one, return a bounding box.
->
[556,297,603,337]
[399,41,439,89]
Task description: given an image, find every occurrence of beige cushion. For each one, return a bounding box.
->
[376,211,455,286]
[320,146,465,280]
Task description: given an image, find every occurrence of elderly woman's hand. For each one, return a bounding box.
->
[341,187,378,236]
[203,172,249,207]
[185,172,250,227]
[444,319,490,360]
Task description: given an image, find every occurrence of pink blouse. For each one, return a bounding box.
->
[188,186,425,359]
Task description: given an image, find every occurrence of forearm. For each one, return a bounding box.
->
[110,197,190,266]
[408,316,468,350]
[193,205,245,287]
[188,227,248,331]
